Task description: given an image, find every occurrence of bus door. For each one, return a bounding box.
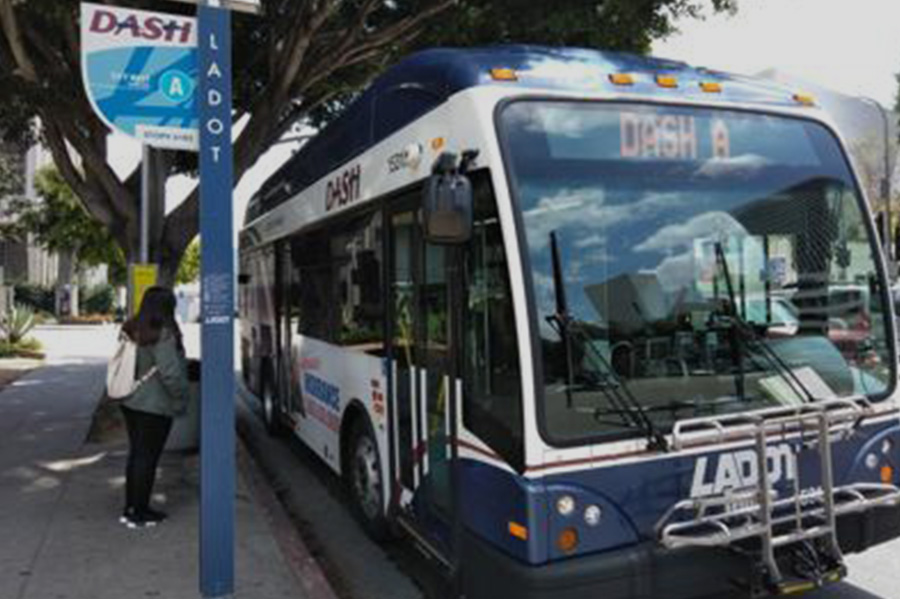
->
[276,240,302,420]
[387,201,457,555]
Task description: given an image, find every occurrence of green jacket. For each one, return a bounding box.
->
[122,328,190,418]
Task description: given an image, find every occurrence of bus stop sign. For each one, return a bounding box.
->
[80,3,199,150]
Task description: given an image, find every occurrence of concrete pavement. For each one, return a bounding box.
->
[0,325,309,599]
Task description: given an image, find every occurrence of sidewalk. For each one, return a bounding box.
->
[0,330,308,599]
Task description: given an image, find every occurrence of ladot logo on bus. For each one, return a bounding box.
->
[690,444,797,498]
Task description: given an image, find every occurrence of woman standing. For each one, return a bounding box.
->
[119,286,190,528]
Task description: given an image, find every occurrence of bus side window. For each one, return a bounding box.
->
[292,231,337,343]
[332,210,386,356]
[463,170,524,469]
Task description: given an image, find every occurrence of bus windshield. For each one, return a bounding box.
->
[499,101,893,444]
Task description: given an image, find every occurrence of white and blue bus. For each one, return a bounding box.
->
[239,47,900,599]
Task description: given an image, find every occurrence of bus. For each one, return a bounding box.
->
[238,47,900,599]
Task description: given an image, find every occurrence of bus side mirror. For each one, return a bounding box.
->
[423,152,475,244]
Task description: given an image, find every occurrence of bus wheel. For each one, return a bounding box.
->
[347,418,388,540]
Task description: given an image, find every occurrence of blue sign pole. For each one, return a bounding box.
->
[198,3,235,597]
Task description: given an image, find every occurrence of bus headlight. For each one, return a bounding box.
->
[584,504,602,527]
[556,495,576,517]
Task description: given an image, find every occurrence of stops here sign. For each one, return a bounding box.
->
[80,3,199,151]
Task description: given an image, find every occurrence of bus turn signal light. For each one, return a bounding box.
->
[557,528,579,553]
[608,73,635,86]
[882,465,894,484]
[490,68,518,81]
[508,521,528,540]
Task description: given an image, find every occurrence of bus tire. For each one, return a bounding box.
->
[260,368,283,436]
[345,416,389,541]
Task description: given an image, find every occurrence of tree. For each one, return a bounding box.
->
[0,0,735,282]
[176,237,200,285]
[0,145,23,199]
[1,166,125,290]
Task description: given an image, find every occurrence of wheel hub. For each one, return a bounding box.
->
[353,436,382,520]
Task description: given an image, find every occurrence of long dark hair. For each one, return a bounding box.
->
[123,286,182,347]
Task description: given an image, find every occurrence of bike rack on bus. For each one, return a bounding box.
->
[656,398,900,589]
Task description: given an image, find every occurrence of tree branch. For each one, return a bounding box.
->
[0,0,37,82]
[297,0,456,96]
[41,117,117,228]
[50,114,136,224]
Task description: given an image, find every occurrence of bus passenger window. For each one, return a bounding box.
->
[292,232,337,343]
[463,171,524,468]
[332,210,385,356]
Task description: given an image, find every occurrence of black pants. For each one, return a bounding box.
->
[121,406,173,513]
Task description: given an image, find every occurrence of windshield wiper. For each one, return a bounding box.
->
[547,230,669,451]
[714,242,815,404]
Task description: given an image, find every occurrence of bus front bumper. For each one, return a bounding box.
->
[461,503,900,599]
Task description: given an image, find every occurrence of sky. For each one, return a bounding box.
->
[107,0,900,234]
[652,0,900,107]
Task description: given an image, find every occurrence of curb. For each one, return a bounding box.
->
[237,432,340,599]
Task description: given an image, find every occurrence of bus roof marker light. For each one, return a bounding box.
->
[431,137,445,151]
[793,92,816,106]
[608,73,635,86]
[699,81,722,93]
[490,68,518,82]
[656,75,678,88]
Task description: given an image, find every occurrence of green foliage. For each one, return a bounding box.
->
[81,284,116,315]
[0,335,43,358]
[13,284,54,313]
[2,303,35,344]
[12,336,41,352]
[176,238,201,285]
[1,167,125,279]
[0,147,24,199]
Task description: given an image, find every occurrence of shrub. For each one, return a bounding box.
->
[0,336,44,359]
[81,284,115,315]
[2,304,36,344]
[14,284,54,313]
[14,337,42,351]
